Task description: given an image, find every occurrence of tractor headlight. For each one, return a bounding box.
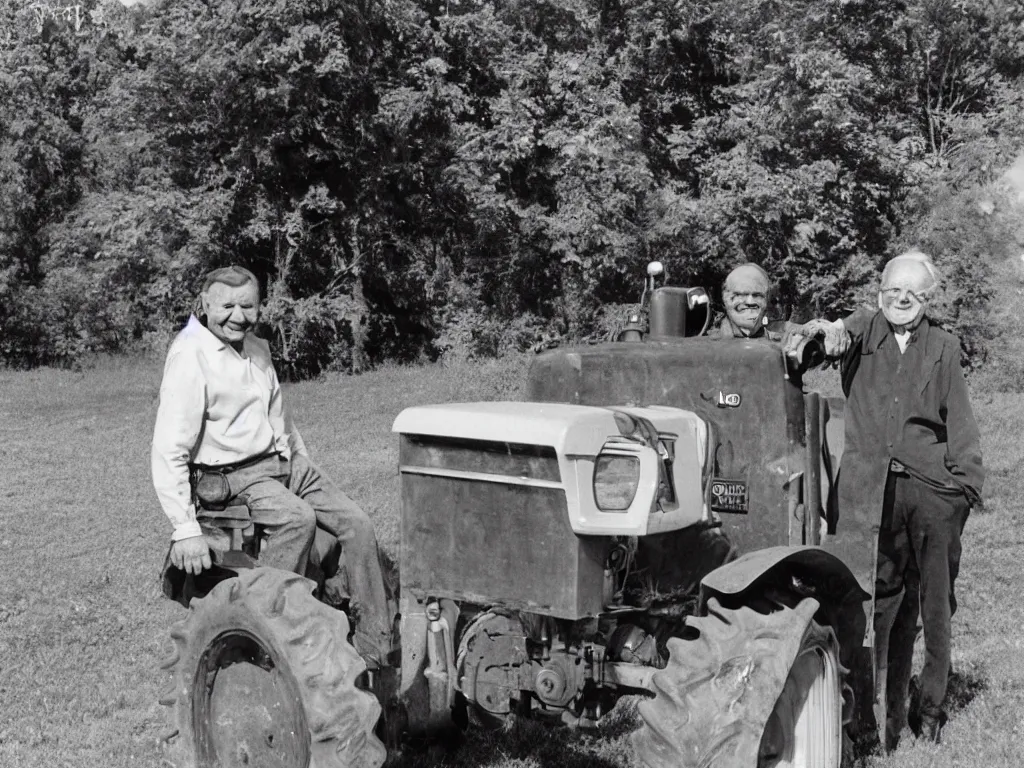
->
[593,453,641,511]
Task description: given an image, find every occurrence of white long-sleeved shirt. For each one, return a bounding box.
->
[151,316,306,541]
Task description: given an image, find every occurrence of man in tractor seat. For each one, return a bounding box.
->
[708,263,847,363]
[787,251,984,749]
[151,265,394,669]
[707,262,775,338]
[707,262,829,345]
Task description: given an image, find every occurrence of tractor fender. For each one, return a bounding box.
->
[699,545,870,670]
[700,545,868,604]
[161,548,258,608]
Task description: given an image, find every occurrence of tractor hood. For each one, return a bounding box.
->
[392,401,710,537]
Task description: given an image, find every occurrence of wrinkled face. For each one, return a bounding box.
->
[202,280,260,347]
[723,268,769,334]
[878,260,933,330]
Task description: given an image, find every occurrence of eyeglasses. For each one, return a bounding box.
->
[880,287,931,304]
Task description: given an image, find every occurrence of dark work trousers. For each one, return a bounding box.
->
[219,453,392,663]
[875,469,969,741]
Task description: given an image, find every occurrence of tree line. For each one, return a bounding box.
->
[2,0,1022,377]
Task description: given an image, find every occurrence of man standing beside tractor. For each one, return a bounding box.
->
[150,265,393,669]
[789,251,984,749]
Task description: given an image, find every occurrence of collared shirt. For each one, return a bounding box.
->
[840,308,983,504]
[707,315,769,339]
[707,316,800,342]
[151,316,307,540]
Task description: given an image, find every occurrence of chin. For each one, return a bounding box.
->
[213,328,246,343]
[730,314,760,326]
[885,312,920,326]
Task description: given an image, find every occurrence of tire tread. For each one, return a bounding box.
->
[633,596,825,768]
[161,567,386,768]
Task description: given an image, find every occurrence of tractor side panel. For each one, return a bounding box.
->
[526,339,804,557]
[399,436,610,620]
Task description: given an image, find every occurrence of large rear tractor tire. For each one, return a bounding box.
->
[634,596,842,768]
[160,567,386,768]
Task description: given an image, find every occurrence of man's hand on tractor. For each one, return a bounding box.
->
[783,319,849,359]
[171,535,212,574]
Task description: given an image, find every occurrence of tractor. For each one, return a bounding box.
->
[160,262,876,768]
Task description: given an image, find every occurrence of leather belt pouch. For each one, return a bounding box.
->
[195,470,231,507]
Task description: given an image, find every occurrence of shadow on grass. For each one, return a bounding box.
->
[386,703,642,768]
[907,665,988,736]
[847,665,989,763]
[945,666,988,714]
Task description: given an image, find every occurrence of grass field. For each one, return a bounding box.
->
[1,354,1022,768]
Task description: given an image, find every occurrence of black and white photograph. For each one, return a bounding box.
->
[1,0,1022,766]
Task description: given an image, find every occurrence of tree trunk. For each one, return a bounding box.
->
[347,219,369,374]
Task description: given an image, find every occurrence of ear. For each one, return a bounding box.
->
[877,292,884,310]
[196,291,209,318]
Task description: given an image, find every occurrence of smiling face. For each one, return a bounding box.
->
[878,258,935,330]
[201,279,260,348]
[723,265,770,335]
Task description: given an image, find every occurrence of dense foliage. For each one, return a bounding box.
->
[2,0,1022,375]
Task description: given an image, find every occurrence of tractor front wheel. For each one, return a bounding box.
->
[633,596,842,768]
[160,567,386,768]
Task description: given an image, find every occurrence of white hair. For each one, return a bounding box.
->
[881,250,940,292]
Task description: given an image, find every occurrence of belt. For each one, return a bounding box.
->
[194,451,283,475]
[889,458,909,475]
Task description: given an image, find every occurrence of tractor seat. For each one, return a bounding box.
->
[196,503,252,530]
[161,499,343,608]
[194,501,341,583]
[196,502,256,553]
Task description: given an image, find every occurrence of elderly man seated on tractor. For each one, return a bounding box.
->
[151,265,393,669]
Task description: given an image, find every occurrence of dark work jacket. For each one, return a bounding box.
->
[828,309,984,596]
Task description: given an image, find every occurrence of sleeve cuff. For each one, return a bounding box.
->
[171,521,204,541]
